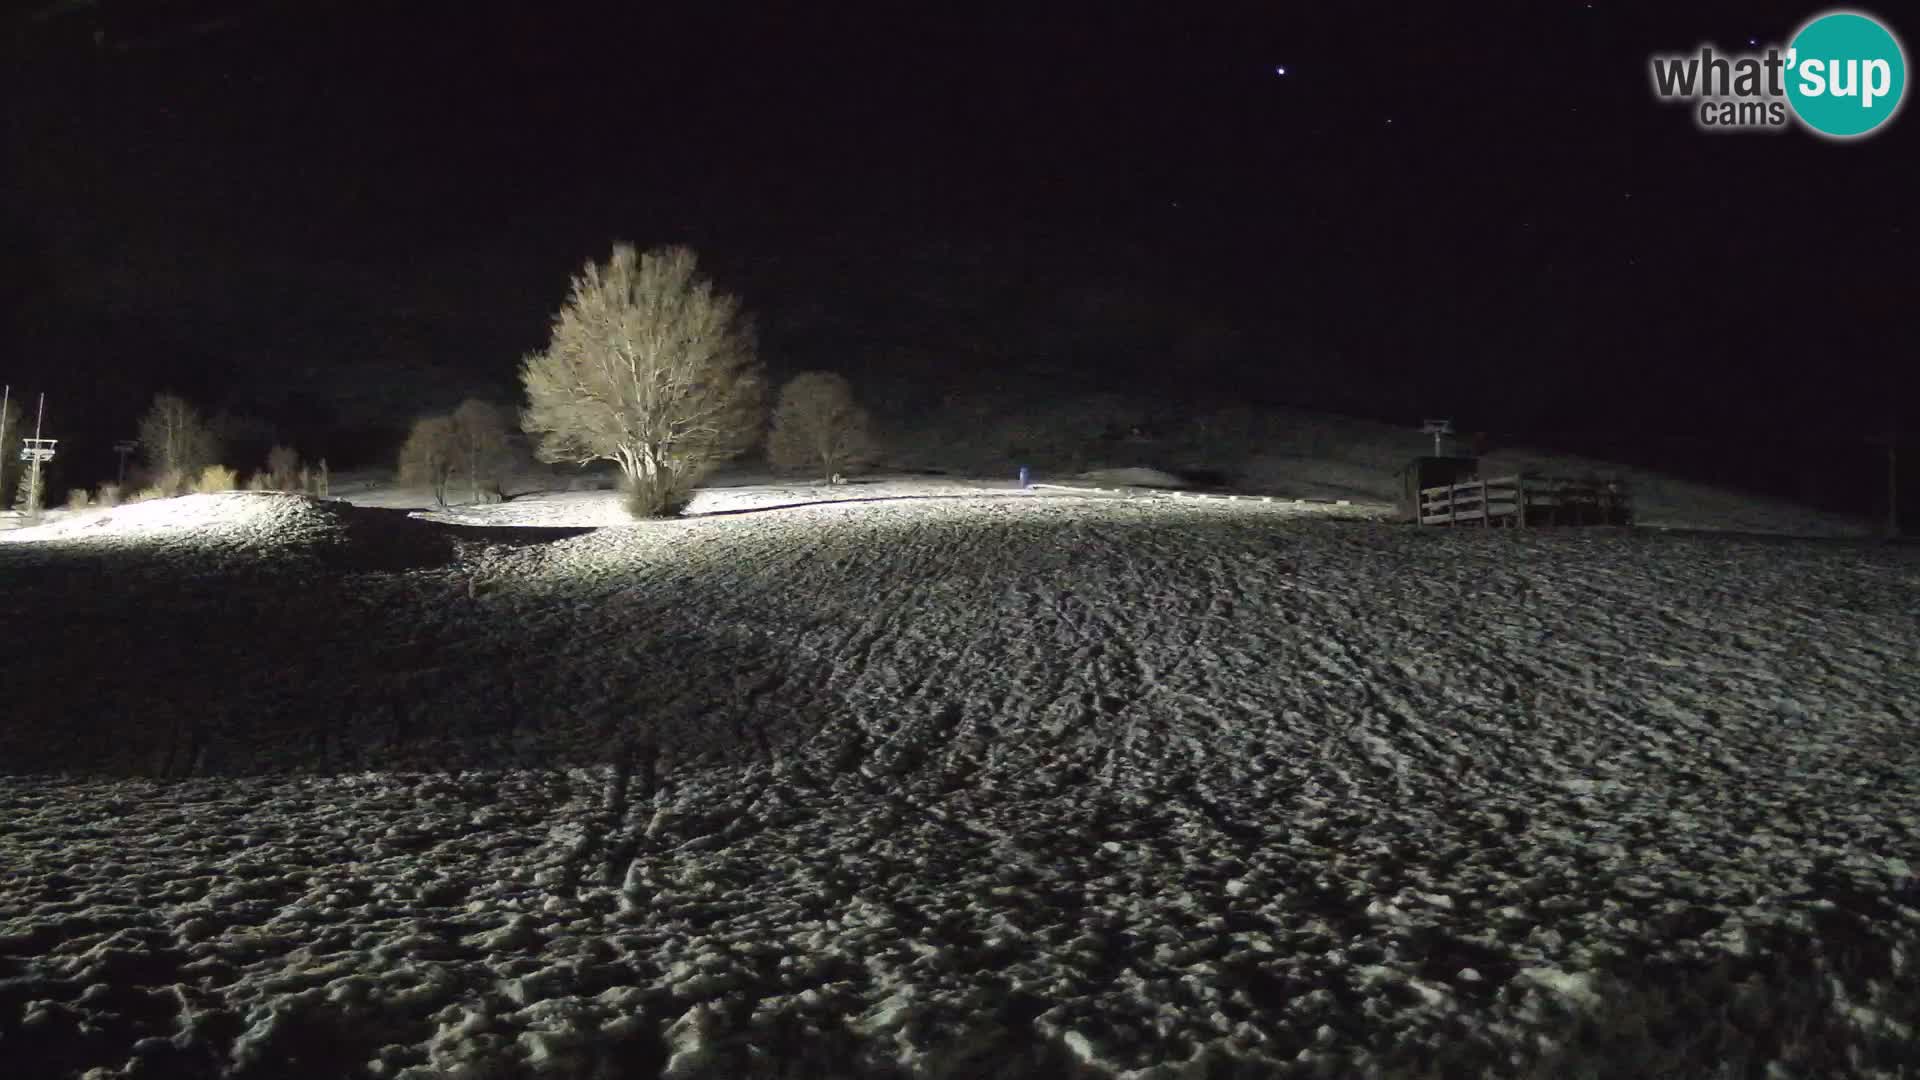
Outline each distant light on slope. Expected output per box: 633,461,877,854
1274,65,1288,76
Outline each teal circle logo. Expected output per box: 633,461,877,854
1786,11,1907,138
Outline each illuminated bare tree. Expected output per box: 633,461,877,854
137,393,218,491
398,414,457,506
767,371,877,482
520,244,764,516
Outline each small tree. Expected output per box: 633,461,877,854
266,444,300,491
450,399,512,504
398,414,457,506
767,371,877,482
138,394,218,483
520,244,764,516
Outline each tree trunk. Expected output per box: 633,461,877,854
468,432,484,505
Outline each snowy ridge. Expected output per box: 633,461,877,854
2,491,1918,1077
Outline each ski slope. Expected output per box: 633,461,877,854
2,489,1916,1077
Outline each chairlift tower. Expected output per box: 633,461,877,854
19,394,54,517
1421,418,1455,457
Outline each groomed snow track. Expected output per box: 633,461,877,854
2,492,1917,1078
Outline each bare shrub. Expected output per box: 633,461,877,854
130,486,169,503
193,464,238,493
138,394,218,480
65,488,91,511
96,483,122,507
520,244,764,517
767,371,877,482
247,471,272,492
315,458,330,498
398,414,457,506
266,444,300,490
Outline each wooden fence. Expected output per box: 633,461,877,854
1418,474,1630,528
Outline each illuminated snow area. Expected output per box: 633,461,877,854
1,489,1916,1078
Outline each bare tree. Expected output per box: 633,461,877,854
767,371,877,482
137,393,218,490
398,415,457,506
266,444,300,491
520,244,764,516
0,396,20,510
451,399,513,504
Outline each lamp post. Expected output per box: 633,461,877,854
1421,418,1455,457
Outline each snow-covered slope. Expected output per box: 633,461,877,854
879,394,1875,538
2,491,1917,1078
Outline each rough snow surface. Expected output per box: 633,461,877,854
2,491,1918,1077
410,476,1048,529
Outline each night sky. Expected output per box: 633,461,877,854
3,1,1913,501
